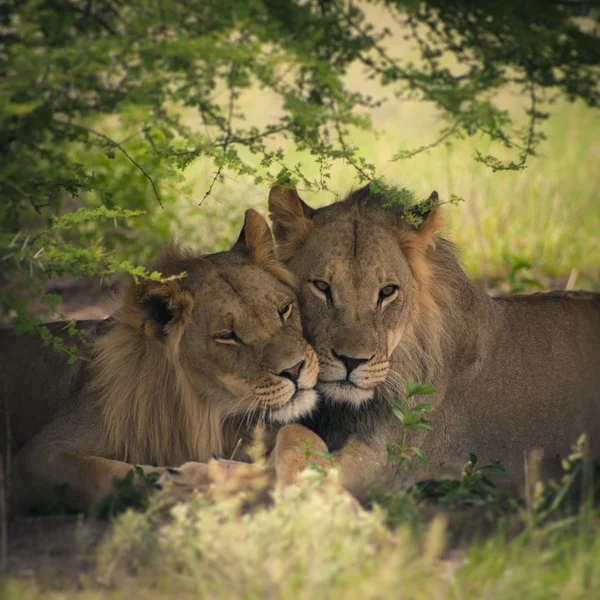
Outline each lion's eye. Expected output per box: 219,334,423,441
378,285,399,304
215,331,241,345
278,303,293,322
312,280,331,295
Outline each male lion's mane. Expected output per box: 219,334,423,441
90,245,244,467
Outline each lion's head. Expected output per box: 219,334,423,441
92,210,318,465
269,184,453,406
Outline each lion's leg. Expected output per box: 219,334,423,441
13,422,165,514
48,451,164,510
332,438,397,503
157,426,361,510
271,423,333,485
156,425,335,502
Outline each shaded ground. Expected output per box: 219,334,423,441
4,516,109,589
33,276,111,323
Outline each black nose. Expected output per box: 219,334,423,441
332,350,372,375
279,360,304,383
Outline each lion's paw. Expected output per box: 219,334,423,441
154,462,213,502
155,459,275,507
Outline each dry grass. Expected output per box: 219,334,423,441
2,472,600,599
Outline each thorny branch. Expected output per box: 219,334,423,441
200,75,237,206
54,120,164,208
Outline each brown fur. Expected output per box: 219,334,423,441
2,210,321,513
269,184,600,500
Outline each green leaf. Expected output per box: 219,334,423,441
481,460,507,475
410,403,434,413
406,422,433,431
403,413,420,426
392,406,405,423
403,378,437,399
314,450,335,464
411,447,429,467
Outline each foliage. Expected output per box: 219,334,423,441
415,453,513,508
386,377,436,471
1,0,598,330
88,476,600,598
490,254,546,295
95,466,162,520
0,206,182,359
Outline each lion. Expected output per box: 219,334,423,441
1,209,331,514
268,183,600,500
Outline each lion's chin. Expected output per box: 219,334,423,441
268,389,318,424
318,381,375,406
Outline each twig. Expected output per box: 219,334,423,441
331,104,373,183
200,75,237,206
392,122,459,161
518,78,539,169
565,269,578,291
229,438,243,461
54,120,164,208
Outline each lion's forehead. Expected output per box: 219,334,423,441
191,266,290,306
185,272,298,341
296,218,409,284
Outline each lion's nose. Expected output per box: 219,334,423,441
332,350,373,375
279,360,304,383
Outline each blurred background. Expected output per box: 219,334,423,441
1,1,598,327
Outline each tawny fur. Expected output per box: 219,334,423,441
90,310,225,466
1,209,320,513
269,183,600,502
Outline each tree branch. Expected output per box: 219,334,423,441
55,121,164,208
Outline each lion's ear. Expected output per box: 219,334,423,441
233,208,296,288
233,209,276,263
124,278,193,339
268,185,315,261
403,191,445,250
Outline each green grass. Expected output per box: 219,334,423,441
177,95,599,290
3,475,600,599
169,7,599,290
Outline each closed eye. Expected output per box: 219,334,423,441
278,302,293,322
215,331,242,345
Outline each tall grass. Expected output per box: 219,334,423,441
4,475,599,599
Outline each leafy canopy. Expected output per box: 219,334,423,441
1,0,598,337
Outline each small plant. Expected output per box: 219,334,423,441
36,481,76,516
415,453,511,508
95,466,161,519
386,377,436,471
298,438,336,477
491,254,545,295
529,435,600,522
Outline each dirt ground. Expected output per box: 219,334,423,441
4,516,109,589
2,276,111,587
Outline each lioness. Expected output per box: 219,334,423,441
269,184,600,499
1,210,327,513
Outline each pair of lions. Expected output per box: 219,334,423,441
3,182,600,512
268,183,600,499
1,210,330,513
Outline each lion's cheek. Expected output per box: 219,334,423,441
387,327,403,356
217,373,254,402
